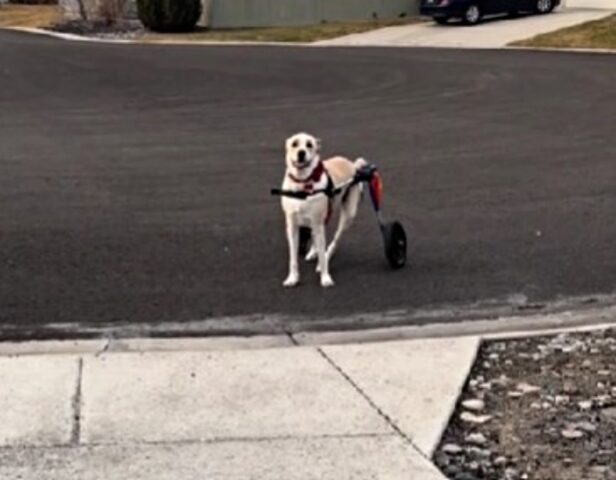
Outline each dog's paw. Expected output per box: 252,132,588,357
305,247,317,262
283,274,300,287
320,274,335,288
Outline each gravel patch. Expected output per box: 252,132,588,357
435,329,616,480
49,20,144,39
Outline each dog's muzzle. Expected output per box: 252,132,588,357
296,149,307,164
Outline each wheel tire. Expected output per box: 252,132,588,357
434,16,449,24
462,4,482,25
535,0,553,13
382,221,407,270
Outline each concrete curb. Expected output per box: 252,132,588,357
1,303,614,356
294,304,616,346
3,291,615,342
0,335,293,356
3,26,310,46
507,45,616,54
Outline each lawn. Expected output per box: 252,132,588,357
512,13,616,50
141,17,422,43
0,5,421,43
0,4,60,28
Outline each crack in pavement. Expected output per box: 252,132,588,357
316,347,434,464
0,432,401,451
70,358,84,446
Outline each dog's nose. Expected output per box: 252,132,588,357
297,149,306,163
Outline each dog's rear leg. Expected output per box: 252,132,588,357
326,184,361,263
305,246,317,262
305,230,317,262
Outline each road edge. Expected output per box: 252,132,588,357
1,302,614,356
3,26,614,53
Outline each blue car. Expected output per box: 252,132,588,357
420,0,560,25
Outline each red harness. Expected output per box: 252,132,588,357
288,162,333,223
287,162,326,193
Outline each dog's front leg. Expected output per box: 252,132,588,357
313,223,334,288
283,217,300,287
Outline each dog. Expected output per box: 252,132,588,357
280,132,366,288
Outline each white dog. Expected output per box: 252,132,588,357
280,132,366,288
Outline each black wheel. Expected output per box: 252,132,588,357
462,3,482,25
298,227,311,257
381,221,407,270
434,16,449,25
534,0,553,13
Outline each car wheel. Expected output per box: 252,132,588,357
535,0,553,13
434,16,449,24
462,4,482,25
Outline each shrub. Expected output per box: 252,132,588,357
137,0,201,32
98,0,126,24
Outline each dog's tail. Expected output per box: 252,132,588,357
354,158,369,192
354,157,368,170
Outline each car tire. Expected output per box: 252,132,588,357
462,4,482,25
535,0,554,13
434,16,449,24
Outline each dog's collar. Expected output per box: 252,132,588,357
288,161,325,185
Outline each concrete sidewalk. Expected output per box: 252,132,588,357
0,337,480,479
315,8,613,48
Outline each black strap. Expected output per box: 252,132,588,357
271,172,336,200
270,187,333,199
271,165,377,200
270,188,312,199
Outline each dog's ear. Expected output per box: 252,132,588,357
315,137,322,152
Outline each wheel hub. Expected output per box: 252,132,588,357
537,0,551,12
466,5,480,23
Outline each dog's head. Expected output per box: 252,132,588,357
285,132,321,173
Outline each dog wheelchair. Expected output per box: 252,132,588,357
271,163,407,270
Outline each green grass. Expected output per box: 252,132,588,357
512,13,616,50
141,17,423,43
0,4,60,28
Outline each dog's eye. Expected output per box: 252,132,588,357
306,142,313,149
292,140,299,148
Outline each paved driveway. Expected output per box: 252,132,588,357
316,8,613,48
565,0,616,8
1,30,615,339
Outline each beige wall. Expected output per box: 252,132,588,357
58,0,419,27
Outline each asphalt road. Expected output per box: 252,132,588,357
1,31,615,339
